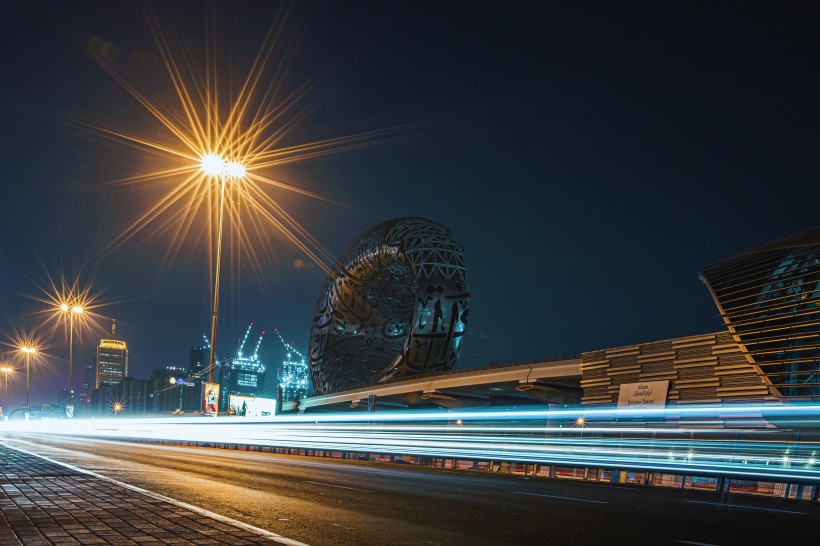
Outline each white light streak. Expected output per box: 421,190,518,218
2,402,819,483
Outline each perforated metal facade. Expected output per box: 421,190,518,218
309,218,469,394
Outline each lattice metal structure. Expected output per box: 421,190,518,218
700,228,820,398
310,217,470,394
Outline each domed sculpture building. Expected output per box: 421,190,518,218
309,218,470,394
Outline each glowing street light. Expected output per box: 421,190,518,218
575,416,587,428
0,365,13,415
19,346,37,410
224,161,246,179
200,153,225,177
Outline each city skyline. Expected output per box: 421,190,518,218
1,1,818,407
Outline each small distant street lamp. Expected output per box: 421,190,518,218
19,346,37,410
112,402,123,415
59,303,83,409
575,416,586,428
0,365,13,414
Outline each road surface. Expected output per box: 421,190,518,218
4,434,818,545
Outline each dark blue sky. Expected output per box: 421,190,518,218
1,1,818,406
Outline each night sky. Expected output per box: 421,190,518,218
1,1,818,407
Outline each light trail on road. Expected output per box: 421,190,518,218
3,403,820,483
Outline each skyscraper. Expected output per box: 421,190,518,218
57,387,71,406
96,320,128,388
78,362,95,408
217,325,267,410
188,346,205,376
278,351,310,402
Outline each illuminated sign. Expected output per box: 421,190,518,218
617,380,669,408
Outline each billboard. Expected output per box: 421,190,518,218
203,382,220,416
228,395,277,417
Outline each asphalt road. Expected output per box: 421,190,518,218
4,434,818,546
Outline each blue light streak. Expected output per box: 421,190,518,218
2,402,819,483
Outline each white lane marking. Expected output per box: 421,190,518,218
512,491,607,504
685,500,804,515
676,541,721,546
303,480,372,492
2,442,312,546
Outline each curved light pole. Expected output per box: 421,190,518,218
0,365,13,415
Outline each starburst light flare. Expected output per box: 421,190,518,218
73,3,422,384
27,270,107,344
80,2,419,282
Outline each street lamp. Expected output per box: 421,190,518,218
0,365,13,415
63,304,83,409
19,346,36,410
575,416,586,427
200,153,245,384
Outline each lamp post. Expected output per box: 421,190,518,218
0,365,12,415
20,346,36,409
207,175,226,384
60,303,83,407
200,153,245,384
68,305,82,408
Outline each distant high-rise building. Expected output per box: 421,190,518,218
277,351,310,402
216,324,267,410
57,387,72,406
96,319,128,388
117,377,151,414
188,346,205,376
151,366,200,413
272,328,311,402
79,362,95,407
90,377,148,416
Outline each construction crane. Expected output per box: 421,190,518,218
274,327,310,402
273,328,305,360
252,330,265,359
236,323,254,358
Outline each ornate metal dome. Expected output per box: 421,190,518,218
309,218,470,394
